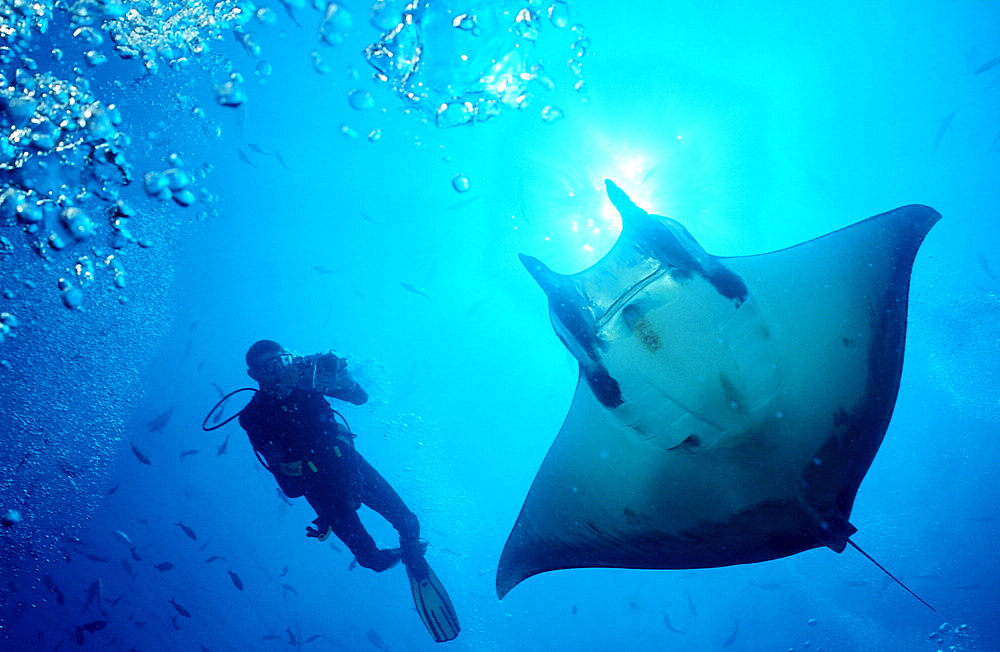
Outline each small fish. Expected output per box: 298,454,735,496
216,433,231,456
86,554,108,563
201,645,212,652
74,620,107,645
107,484,120,495
108,593,125,607
237,148,256,168
663,612,685,634
366,629,389,652
978,252,998,281
175,522,198,540
54,588,65,605
973,53,1000,75
172,614,181,630
130,443,151,466
130,546,142,561
198,541,210,552
280,1,302,28
228,569,244,591
932,112,955,156
306,634,326,642
314,265,335,275
723,619,739,648
360,212,382,225
400,282,431,300
147,406,175,433
274,151,290,170
286,627,298,646
280,583,298,597
328,541,341,553
154,562,174,572
83,579,102,612
276,488,293,507
263,635,282,641
121,559,133,576
179,449,199,460
169,597,191,618
348,559,357,571
205,556,225,564
248,143,272,156
279,565,288,577
686,589,697,617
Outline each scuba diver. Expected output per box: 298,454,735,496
237,340,459,643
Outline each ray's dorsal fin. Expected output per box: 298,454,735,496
847,539,935,612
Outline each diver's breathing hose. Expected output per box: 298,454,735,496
202,388,354,435
201,387,257,431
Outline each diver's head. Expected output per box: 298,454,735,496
246,340,292,388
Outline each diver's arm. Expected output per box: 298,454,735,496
313,353,368,405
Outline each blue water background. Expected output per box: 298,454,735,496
1,1,998,650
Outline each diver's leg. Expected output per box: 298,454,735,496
307,498,399,572
353,453,422,561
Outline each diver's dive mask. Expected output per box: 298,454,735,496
256,350,296,377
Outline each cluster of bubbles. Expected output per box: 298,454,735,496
364,0,587,128
1,0,261,328
0,0,53,43
0,63,137,312
101,0,255,75
928,622,973,652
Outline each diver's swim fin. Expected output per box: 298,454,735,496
405,557,460,643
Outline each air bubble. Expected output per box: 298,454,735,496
451,174,470,193
348,89,375,110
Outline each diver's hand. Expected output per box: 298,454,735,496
306,518,332,542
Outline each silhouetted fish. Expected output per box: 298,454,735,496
274,151,290,169
973,54,1000,75
237,148,256,167
147,406,175,433
306,634,326,642
74,620,107,645
313,265,334,275
978,252,997,281
107,484,120,495
723,619,739,647
175,522,198,540
179,449,199,460
366,628,389,652
286,628,298,646
216,433,230,456
130,443,151,466
154,562,174,572
205,556,225,564
400,282,431,300
82,579,102,612
280,583,298,597
686,589,697,617
228,569,244,591
248,143,272,156
169,597,191,617
933,112,955,156
663,612,685,634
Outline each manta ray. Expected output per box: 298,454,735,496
497,181,940,603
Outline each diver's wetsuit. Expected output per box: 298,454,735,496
238,382,420,572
